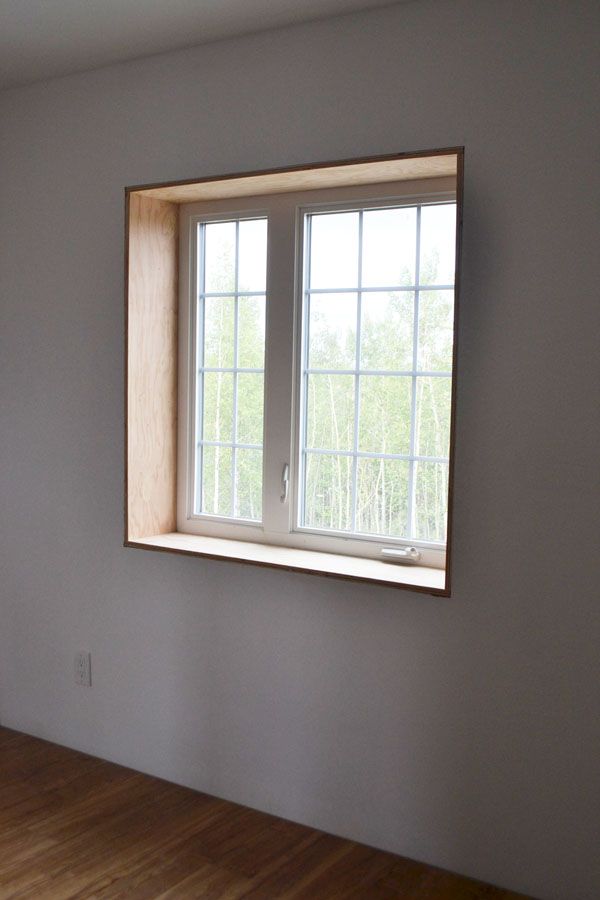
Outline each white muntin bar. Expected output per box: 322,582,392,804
200,290,265,298
304,368,451,378
199,440,262,451
304,448,448,464
200,366,263,374
306,283,454,294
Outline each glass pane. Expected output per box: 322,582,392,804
418,290,454,372
201,445,233,517
360,292,414,371
308,293,357,370
362,207,416,287
413,461,448,542
419,204,456,286
305,374,354,451
415,376,452,458
238,219,267,292
356,458,409,537
358,375,411,455
235,449,262,520
303,453,353,532
236,373,264,445
309,212,359,289
238,295,265,369
203,297,234,368
203,221,236,293
202,372,233,443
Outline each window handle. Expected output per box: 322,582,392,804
280,463,289,503
381,546,421,564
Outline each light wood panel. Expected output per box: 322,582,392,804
126,193,178,540
129,150,458,204
128,533,447,593
0,726,538,899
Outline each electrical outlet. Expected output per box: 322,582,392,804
74,651,92,686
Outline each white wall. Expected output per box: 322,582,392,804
1,2,599,898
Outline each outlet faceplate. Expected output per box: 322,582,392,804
74,651,92,686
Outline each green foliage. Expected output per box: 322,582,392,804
360,292,413,371
306,375,354,451
305,454,353,531
304,284,451,540
356,458,409,537
358,375,411,455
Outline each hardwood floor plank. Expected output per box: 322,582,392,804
241,834,351,899
281,842,396,899
0,727,538,900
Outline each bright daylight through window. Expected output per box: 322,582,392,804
181,185,456,571
195,218,267,521
300,204,455,545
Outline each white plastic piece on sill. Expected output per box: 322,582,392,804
381,546,422,564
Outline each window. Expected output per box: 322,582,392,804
299,204,455,547
178,180,457,574
126,150,462,593
193,217,267,521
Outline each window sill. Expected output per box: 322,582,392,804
125,533,448,595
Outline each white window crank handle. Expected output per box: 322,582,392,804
281,463,289,503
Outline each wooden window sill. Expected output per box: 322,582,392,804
126,533,448,595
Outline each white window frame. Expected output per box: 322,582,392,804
177,179,456,571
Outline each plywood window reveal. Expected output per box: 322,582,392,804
125,148,463,595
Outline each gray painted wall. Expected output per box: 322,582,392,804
1,2,599,898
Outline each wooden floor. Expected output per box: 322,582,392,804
0,727,535,899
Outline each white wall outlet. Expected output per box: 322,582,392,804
74,651,92,686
